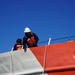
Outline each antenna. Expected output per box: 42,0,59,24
48,38,51,45
11,47,14,51
43,37,51,70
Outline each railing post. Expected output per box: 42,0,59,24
43,38,51,72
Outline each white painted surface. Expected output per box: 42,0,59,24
0,48,47,75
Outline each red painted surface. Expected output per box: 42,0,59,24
48,70,75,75
30,45,45,67
30,41,75,75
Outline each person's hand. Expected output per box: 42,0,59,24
24,47,27,52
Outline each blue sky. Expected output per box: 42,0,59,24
0,0,75,53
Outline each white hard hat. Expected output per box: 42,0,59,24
24,27,31,33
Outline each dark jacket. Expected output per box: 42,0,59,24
13,38,23,51
23,32,39,49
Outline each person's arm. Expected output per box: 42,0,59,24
23,37,27,52
33,33,39,44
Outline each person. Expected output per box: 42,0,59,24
13,38,23,51
23,27,39,51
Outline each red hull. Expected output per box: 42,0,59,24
30,42,75,75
